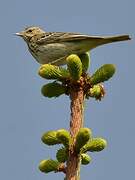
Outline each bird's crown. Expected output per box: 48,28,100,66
16,26,44,41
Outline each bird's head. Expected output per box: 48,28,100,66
15,26,44,41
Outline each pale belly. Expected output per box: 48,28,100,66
29,41,91,65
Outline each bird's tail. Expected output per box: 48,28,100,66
87,35,131,50
103,35,131,42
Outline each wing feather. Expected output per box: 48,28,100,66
36,32,131,45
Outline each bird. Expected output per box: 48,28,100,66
16,26,131,66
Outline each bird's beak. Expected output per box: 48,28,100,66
15,32,24,37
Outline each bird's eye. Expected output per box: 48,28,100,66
27,29,33,33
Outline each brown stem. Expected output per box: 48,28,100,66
66,79,85,180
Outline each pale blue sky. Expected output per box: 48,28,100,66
0,0,134,180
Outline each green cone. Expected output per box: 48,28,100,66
75,128,92,153
39,159,60,173
81,153,92,165
90,85,101,97
56,147,68,163
91,64,116,85
41,130,61,145
41,82,66,98
67,54,82,81
89,84,105,100
56,129,71,148
82,138,107,153
38,64,70,80
79,52,90,73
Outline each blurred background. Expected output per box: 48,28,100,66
0,0,134,179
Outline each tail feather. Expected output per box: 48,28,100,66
86,35,131,50
103,35,131,42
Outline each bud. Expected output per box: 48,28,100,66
41,82,66,98
41,130,61,145
38,64,70,80
89,84,105,100
79,52,90,72
39,159,60,173
75,128,92,153
56,129,71,148
56,147,68,163
90,85,101,97
66,54,82,81
91,64,116,85
82,138,107,153
81,153,92,165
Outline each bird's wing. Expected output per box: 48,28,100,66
37,32,131,45
36,32,93,44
